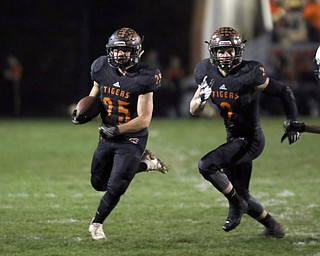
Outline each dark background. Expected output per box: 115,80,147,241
1,1,320,118
0,0,194,116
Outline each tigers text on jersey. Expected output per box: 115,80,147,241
194,59,267,137
91,55,161,137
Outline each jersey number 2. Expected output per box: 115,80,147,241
220,102,233,124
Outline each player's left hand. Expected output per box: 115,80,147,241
99,124,120,139
281,120,301,145
283,120,306,133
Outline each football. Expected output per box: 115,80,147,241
76,96,102,119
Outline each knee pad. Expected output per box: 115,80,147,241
199,169,230,193
198,155,230,192
198,158,223,182
91,175,107,191
198,158,220,175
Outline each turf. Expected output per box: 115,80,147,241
0,117,320,256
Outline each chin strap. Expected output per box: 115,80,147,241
138,50,144,58
117,67,127,76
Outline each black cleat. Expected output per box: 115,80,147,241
223,200,248,232
261,222,285,238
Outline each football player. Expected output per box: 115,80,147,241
72,28,167,240
190,27,301,238
283,45,320,135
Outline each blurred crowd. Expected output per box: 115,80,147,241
152,0,320,118
1,0,320,118
263,0,320,117
270,0,320,43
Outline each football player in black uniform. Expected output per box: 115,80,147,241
72,27,167,240
190,27,301,238
283,45,320,135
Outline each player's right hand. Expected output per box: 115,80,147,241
199,76,213,102
71,110,91,125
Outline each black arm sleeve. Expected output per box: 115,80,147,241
262,78,298,120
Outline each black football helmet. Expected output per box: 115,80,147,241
206,27,245,72
106,27,144,70
314,46,320,81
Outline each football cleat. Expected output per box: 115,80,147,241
261,222,285,238
141,150,168,174
223,200,248,232
88,218,106,240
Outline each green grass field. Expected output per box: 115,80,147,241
1,117,320,256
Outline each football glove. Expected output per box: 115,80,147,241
198,76,213,103
283,120,306,133
99,124,120,140
71,110,92,125
281,120,301,145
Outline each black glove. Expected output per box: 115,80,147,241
284,120,306,133
281,120,301,145
99,124,120,140
71,110,92,125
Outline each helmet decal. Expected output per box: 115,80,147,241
106,27,143,70
116,28,140,46
206,27,246,72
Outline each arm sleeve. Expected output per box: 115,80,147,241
262,78,298,120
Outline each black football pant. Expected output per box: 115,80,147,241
90,135,147,223
198,129,267,218
91,136,147,194
198,129,265,196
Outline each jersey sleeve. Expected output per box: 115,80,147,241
194,59,209,85
90,56,108,82
142,67,162,94
251,61,268,85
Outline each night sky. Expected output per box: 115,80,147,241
0,0,194,116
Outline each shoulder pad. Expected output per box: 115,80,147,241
194,59,211,85
243,60,267,84
91,56,108,73
136,64,162,93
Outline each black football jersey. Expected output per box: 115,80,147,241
194,59,267,137
91,55,161,136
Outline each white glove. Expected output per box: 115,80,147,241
198,76,212,103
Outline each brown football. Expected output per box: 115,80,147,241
76,96,102,119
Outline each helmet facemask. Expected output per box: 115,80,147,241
209,46,244,72
106,28,144,70
206,27,245,72
107,45,143,70
314,46,320,81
